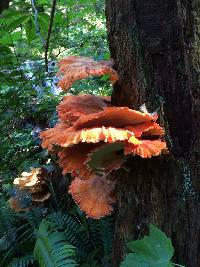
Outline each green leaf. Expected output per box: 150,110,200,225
1,9,24,20
38,13,50,31
120,253,148,267
6,15,28,32
7,254,34,267
87,142,125,172
33,220,78,267
0,31,22,45
121,225,175,267
24,17,36,44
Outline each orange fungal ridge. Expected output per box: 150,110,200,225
58,143,97,179
57,56,119,91
69,175,116,219
40,124,139,150
12,168,50,209
125,140,167,158
57,94,111,125
73,106,158,130
39,55,168,219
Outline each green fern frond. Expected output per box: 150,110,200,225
2,184,15,199
0,227,17,253
33,219,78,267
7,254,33,267
79,249,101,267
22,207,48,230
86,216,114,265
0,226,34,267
0,235,12,252
47,211,78,230
47,212,90,256
98,217,114,257
0,198,17,235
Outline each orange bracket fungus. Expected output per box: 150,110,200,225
57,56,119,91
13,167,50,202
40,56,167,219
69,175,116,219
10,168,51,212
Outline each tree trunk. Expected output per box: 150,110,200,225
105,1,200,266
0,0,10,14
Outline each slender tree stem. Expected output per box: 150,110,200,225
20,47,66,90
3,20,24,80
45,0,57,72
31,0,45,45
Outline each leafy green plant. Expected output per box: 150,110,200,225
0,0,110,180
0,0,114,266
46,211,114,265
121,225,185,267
0,176,115,267
7,255,34,267
33,219,78,267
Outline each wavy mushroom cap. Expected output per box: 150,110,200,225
69,175,116,219
40,124,140,150
14,168,42,188
58,143,96,179
73,107,158,130
57,94,111,124
125,140,167,158
13,168,51,202
57,56,119,91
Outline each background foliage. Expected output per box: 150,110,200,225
0,0,110,179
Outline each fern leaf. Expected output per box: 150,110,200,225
33,220,78,267
47,212,90,257
98,217,114,257
7,254,33,267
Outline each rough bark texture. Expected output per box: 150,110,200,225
106,1,200,266
0,0,10,14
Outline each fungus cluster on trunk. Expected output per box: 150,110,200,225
39,56,167,219
9,168,50,212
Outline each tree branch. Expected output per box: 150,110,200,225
31,0,45,46
45,0,57,72
21,48,66,90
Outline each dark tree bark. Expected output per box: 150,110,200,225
105,1,200,266
0,0,10,14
